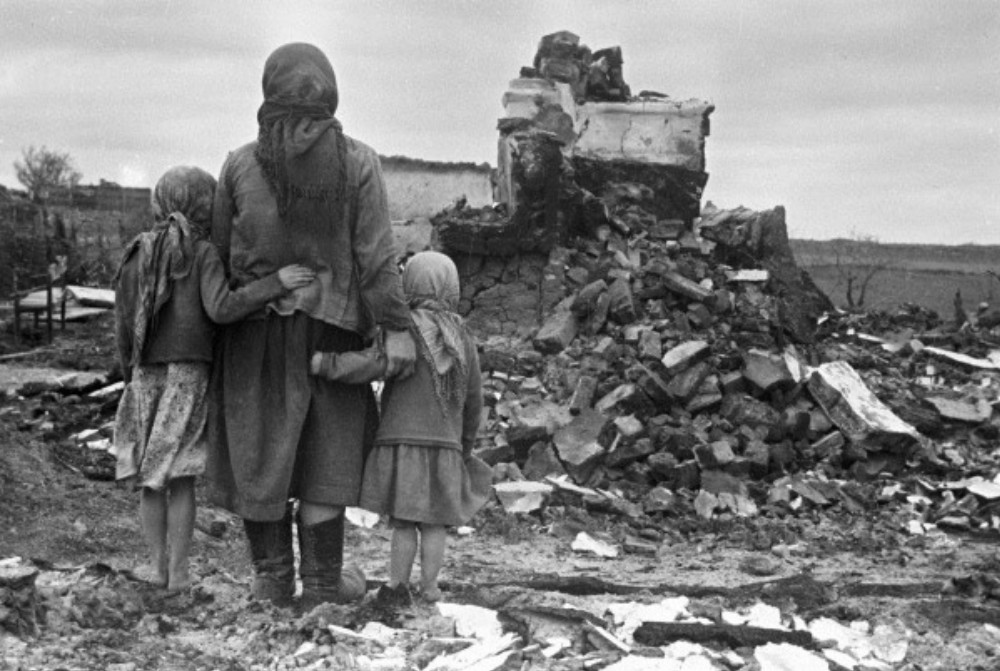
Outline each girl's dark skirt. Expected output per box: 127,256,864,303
207,312,377,521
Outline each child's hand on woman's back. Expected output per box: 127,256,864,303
278,265,316,290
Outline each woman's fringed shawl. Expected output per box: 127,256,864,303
254,43,347,220
115,166,215,369
403,252,471,415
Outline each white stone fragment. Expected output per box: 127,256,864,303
755,642,830,671
745,602,784,630
435,603,504,641
571,531,619,558
344,507,380,528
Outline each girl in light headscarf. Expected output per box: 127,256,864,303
113,166,314,592
317,251,490,606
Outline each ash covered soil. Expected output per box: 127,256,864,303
1,315,1000,671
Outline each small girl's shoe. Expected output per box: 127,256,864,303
375,583,412,608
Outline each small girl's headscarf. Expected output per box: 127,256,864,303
254,42,347,219
116,166,215,368
403,252,470,413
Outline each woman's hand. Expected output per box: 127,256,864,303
277,265,316,290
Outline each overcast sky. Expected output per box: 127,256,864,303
1,0,997,243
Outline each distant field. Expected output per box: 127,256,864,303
789,239,1000,318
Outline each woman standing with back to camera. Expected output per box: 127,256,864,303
208,42,416,609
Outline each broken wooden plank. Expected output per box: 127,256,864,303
924,346,1000,370
66,286,116,308
632,621,815,649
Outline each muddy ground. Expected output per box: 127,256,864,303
1,315,1000,670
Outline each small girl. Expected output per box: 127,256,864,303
313,251,490,604
114,166,314,592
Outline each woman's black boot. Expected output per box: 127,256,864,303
242,507,295,606
297,514,366,609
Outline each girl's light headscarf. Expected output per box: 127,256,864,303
403,252,470,413
116,166,215,368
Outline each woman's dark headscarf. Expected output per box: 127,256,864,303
254,43,347,218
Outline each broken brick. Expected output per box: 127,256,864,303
534,310,579,353
742,348,795,393
694,440,736,469
553,409,610,484
608,278,637,324
665,361,712,403
661,340,711,375
522,441,568,480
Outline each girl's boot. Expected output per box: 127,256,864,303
297,514,366,609
242,507,295,606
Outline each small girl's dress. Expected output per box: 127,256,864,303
115,362,209,489
356,331,491,527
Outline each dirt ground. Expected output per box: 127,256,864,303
2,315,1000,670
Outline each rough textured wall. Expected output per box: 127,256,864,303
380,157,493,221
453,250,568,337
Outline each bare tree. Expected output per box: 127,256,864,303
13,145,82,204
831,232,888,310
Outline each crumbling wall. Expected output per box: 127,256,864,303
454,250,566,337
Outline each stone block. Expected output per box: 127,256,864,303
687,303,713,328
595,383,641,414
571,279,608,315
522,442,568,480
475,442,515,467
665,361,712,403
643,486,678,514
638,363,672,407
569,375,598,415
646,451,679,481
742,348,795,392
810,431,845,460
744,441,770,479
719,371,746,395
662,270,713,302
686,375,722,414
584,292,611,335
638,329,662,360
608,278,637,324
926,396,992,424
694,440,736,469
661,340,710,375
506,425,550,462
720,394,782,436
605,437,655,469
808,361,922,452
613,414,645,439
494,481,554,514
808,407,833,435
533,310,578,354
553,409,610,484
700,470,749,498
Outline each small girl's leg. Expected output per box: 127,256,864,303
389,521,418,588
139,487,168,586
419,524,446,601
165,477,196,592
